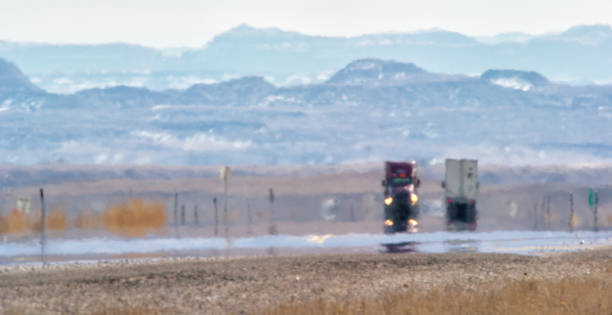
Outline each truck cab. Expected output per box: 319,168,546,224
382,161,420,233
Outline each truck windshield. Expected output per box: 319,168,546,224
389,177,412,186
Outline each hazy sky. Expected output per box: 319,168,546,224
2,0,611,47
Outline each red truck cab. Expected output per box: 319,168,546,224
382,161,421,233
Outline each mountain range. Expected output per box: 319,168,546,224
0,24,611,93
1,56,611,166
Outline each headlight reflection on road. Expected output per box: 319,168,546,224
306,234,333,244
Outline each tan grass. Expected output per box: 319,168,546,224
74,210,102,229
0,210,30,235
0,216,7,234
46,209,68,231
90,306,164,315
3,307,27,315
266,277,612,315
28,209,69,232
103,199,167,237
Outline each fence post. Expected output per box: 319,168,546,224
268,188,277,235
247,199,252,235
533,201,539,230
224,179,228,239
569,193,575,232
173,192,179,237
173,192,178,226
39,188,46,264
545,196,551,229
213,197,219,236
220,166,231,240
181,204,185,225
594,191,599,232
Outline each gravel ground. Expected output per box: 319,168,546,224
1,249,611,314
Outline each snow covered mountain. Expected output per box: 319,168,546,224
1,58,611,166
481,70,550,91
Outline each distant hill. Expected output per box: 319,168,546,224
545,24,612,45
0,58,43,95
0,24,611,93
0,56,609,109
1,57,612,166
326,59,472,86
181,76,275,105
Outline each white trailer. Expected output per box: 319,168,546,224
442,159,479,230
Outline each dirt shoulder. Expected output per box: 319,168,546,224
1,249,611,314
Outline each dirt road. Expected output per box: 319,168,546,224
1,249,611,314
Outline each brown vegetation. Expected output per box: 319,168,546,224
0,209,69,235
0,210,30,235
268,277,612,315
103,199,167,236
0,209,70,235
46,209,68,231
74,210,102,229
0,216,6,235
28,209,69,233
87,276,612,315
0,202,167,236
90,306,163,315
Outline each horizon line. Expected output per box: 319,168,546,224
0,22,610,50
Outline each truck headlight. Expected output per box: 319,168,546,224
410,193,418,205
384,219,394,226
384,197,393,206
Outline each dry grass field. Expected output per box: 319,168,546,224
1,248,610,314
102,199,167,237
269,277,612,315
0,199,167,238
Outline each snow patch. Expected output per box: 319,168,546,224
491,77,532,91
0,99,10,113
132,131,252,152
393,72,407,80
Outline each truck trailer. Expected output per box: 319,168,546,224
382,161,420,234
442,159,479,231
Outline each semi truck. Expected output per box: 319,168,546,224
442,159,479,231
381,161,420,234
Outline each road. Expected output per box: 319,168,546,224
1,229,611,265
